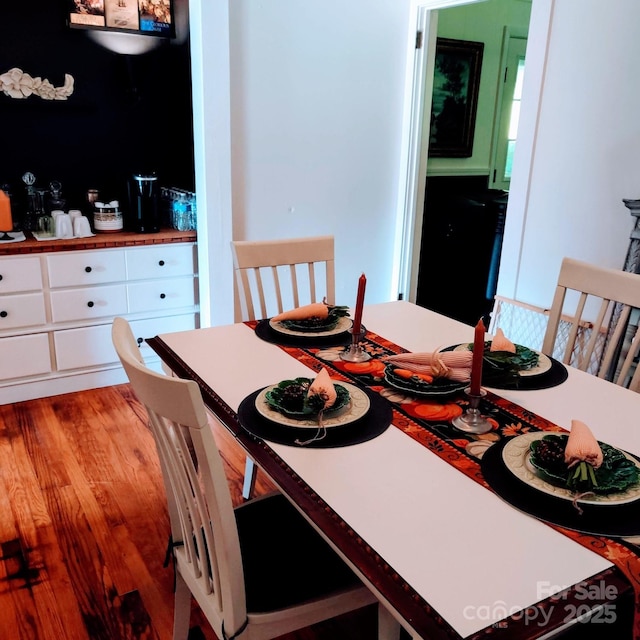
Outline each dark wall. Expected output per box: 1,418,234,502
0,1,194,217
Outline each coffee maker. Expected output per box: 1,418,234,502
128,172,160,233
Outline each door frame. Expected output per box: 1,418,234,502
395,0,553,305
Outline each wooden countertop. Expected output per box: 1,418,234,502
0,229,197,256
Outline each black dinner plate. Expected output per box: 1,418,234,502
442,344,568,391
238,385,392,448
255,318,354,348
481,438,640,537
383,365,466,398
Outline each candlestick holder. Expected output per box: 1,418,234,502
0,232,13,241
452,388,492,434
340,327,371,362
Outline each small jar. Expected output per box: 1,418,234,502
93,201,123,233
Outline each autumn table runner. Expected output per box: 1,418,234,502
247,321,640,639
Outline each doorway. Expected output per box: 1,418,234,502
397,0,535,313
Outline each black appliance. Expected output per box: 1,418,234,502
128,173,160,233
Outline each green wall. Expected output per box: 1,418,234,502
428,0,532,177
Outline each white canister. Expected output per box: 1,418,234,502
93,201,123,233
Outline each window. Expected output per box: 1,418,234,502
491,36,527,191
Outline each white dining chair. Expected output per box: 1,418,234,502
231,235,335,322
111,317,399,640
231,235,335,498
542,257,640,390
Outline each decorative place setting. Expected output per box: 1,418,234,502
237,366,392,448
481,419,640,537
255,300,354,347
254,272,373,357
444,326,568,390
381,350,471,399
505,430,640,506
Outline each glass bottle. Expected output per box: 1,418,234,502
172,192,191,231
47,180,66,214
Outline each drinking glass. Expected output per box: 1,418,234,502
37,215,55,238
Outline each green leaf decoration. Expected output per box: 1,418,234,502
482,341,539,370
458,341,540,386
529,434,640,495
265,377,351,419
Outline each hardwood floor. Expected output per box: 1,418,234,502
0,385,379,640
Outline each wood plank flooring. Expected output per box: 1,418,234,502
0,385,379,640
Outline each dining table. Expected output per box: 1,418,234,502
146,300,640,640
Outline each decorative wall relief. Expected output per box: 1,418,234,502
1,68,74,100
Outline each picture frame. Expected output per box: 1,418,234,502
429,38,484,158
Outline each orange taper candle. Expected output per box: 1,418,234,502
469,318,486,395
0,190,12,233
351,273,367,336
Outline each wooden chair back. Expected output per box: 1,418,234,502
542,257,640,391
231,235,335,321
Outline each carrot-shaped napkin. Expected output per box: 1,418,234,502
382,351,472,382
294,367,338,446
272,302,329,322
565,419,603,469
490,328,516,353
307,367,337,410
564,420,604,502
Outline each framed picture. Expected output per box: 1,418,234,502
429,38,484,158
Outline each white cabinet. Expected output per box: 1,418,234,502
0,334,51,380
47,251,127,287
0,240,198,403
125,244,194,279
0,256,42,292
0,292,47,329
50,285,128,323
127,278,196,313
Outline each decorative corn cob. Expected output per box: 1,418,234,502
383,351,472,382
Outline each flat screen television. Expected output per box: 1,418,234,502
68,0,175,39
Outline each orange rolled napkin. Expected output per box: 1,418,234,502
272,302,329,322
564,419,603,469
490,328,516,353
382,351,473,383
307,367,337,409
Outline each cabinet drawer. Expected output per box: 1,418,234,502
0,293,46,330
50,285,128,323
0,256,42,293
0,333,51,380
47,250,127,288
54,324,118,370
127,278,196,313
129,314,197,359
125,244,195,280
54,314,197,371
